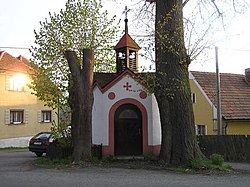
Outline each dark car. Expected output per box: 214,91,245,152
29,132,52,157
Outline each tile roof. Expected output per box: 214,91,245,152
114,33,140,50
0,51,32,73
94,72,118,88
94,70,154,90
191,71,250,120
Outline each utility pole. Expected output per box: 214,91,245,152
215,46,221,135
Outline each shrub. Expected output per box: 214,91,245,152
191,157,210,170
210,153,224,166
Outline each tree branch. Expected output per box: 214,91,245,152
183,0,190,8
211,0,223,16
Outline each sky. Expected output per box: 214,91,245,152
0,0,250,75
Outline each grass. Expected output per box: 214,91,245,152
191,156,232,172
35,153,233,173
36,157,72,168
0,147,28,150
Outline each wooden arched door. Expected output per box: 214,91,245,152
114,104,142,156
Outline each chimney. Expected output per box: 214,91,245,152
245,68,250,85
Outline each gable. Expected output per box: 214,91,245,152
94,69,146,93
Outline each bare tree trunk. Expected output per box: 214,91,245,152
155,0,203,166
65,49,94,163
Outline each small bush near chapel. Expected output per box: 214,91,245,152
191,154,228,171
210,153,224,166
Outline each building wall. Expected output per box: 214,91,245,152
151,94,161,145
0,71,56,147
189,77,216,135
224,121,250,135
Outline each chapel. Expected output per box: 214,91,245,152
92,15,161,156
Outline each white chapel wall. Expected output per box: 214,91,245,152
92,75,162,147
92,87,109,145
151,94,162,145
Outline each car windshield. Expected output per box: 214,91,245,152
34,132,51,139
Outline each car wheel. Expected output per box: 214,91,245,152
35,152,43,157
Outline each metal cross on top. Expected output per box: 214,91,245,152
122,5,130,19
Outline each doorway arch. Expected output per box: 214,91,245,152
106,98,149,156
114,104,142,156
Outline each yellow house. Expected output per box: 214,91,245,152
0,51,56,147
190,70,250,135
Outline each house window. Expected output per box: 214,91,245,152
6,74,27,92
42,111,51,123
10,110,24,124
196,125,206,135
191,93,196,103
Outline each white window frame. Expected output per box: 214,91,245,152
10,110,24,124
195,125,207,135
42,110,52,123
191,93,196,103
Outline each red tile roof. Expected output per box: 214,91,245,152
0,51,32,73
114,33,140,50
191,71,250,120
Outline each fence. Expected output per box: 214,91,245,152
198,135,250,163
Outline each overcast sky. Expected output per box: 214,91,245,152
0,0,249,74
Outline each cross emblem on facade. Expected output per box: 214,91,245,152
123,82,132,91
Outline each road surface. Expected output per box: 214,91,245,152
0,149,249,187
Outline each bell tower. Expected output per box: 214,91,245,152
114,6,140,73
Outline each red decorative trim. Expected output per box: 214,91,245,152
108,92,116,100
105,98,151,156
139,91,147,99
102,145,161,156
102,145,114,156
93,69,151,97
147,145,161,155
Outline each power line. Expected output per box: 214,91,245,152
0,46,30,50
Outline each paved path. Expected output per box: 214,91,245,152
227,162,250,172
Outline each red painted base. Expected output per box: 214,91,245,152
102,144,161,156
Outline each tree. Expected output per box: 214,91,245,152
65,49,94,163
30,0,119,109
149,0,249,165
29,0,119,162
154,0,203,166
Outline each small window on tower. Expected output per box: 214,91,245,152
129,51,136,59
118,52,125,59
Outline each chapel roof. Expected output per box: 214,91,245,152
94,72,118,88
114,33,140,50
94,70,154,90
191,71,250,120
